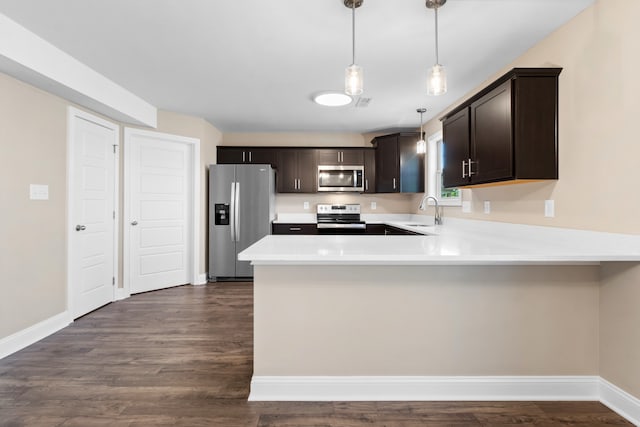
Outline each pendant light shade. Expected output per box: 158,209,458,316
344,0,363,96
416,108,427,154
345,64,363,96
427,64,447,96
426,0,447,96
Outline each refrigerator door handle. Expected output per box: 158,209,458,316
234,182,240,242
230,181,236,242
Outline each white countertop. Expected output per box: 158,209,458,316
240,217,640,265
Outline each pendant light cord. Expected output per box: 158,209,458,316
352,1,356,65
434,7,439,65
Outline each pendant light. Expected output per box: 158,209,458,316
344,0,363,96
426,0,447,96
416,108,427,154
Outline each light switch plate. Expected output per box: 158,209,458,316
30,184,49,200
484,201,491,214
545,200,555,217
303,201,310,210
462,201,471,213
371,201,377,210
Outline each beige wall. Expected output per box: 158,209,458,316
600,263,640,398
418,0,640,235
0,73,68,337
0,71,223,340
254,265,600,376
276,193,415,215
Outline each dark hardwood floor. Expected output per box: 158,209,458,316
0,282,631,426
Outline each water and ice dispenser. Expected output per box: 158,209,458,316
214,203,230,225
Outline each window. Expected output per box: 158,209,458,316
427,130,461,206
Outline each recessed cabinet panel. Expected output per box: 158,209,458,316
317,149,364,165
272,223,318,235
374,133,424,193
363,148,376,193
442,109,470,188
277,150,298,192
398,135,425,193
374,135,400,193
470,80,513,183
441,67,561,188
276,149,317,193
217,147,276,166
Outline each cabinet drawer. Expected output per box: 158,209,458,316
272,223,318,235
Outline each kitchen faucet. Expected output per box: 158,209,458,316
418,195,443,225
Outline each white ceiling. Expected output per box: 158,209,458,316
0,0,594,133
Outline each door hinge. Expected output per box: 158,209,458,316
112,277,115,285
113,144,117,154
113,210,115,220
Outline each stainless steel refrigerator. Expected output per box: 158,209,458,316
208,164,275,281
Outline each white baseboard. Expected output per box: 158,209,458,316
195,273,208,285
0,311,71,360
115,288,129,301
600,378,640,426
250,375,640,425
249,375,601,402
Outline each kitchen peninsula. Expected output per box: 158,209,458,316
239,218,640,420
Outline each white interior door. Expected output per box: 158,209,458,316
68,109,118,319
125,129,195,294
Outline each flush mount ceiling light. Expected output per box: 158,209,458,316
426,0,447,96
344,0,364,96
416,108,427,154
313,92,353,107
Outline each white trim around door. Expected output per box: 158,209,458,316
66,107,120,318
123,128,200,297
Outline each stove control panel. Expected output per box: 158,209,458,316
317,204,361,214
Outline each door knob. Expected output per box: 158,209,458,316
131,221,138,226
75,225,86,231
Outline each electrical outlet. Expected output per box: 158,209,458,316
303,201,310,210
483,201,491,214
545,200,555,218
30,184,49,200
462,201,471,213
371,201,377,210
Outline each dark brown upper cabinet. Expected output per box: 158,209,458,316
276,149,317,193
216,147,276,166
372,132,424,193
441,67,561,188
317,148,364,166
363,148,376,193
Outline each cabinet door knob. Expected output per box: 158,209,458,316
75,225,86,231
462,160,468,178
131,220,138,226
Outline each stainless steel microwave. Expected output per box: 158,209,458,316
317,165,364,192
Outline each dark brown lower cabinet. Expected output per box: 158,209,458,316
272,223,420,236
272,223,318,235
